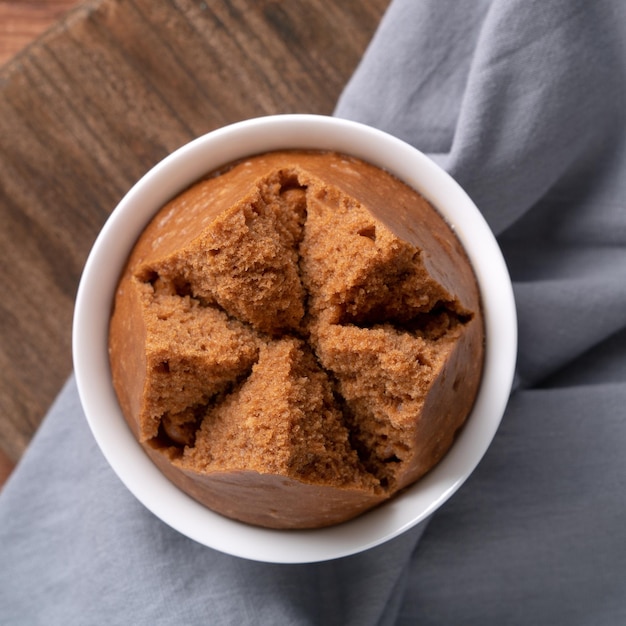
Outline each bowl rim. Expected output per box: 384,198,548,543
73,113,517,563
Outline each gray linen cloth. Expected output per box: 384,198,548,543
1,1,625,624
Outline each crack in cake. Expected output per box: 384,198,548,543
109,150,484,529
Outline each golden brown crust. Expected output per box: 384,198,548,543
109,150,485,529
143,456,388,529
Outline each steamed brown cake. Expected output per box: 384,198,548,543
109,150,484,529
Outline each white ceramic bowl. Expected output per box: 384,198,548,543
73,114,517,563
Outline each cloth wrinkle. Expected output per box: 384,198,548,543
442,1,621,236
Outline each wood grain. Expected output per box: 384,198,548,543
0,448,15,490
0,0,79,66
0,0,389,470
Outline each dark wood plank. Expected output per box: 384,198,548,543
0,447,15,491
0,0,389,468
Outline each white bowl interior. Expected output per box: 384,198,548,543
73,114,517,563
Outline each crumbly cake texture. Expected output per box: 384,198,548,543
109,150,484,529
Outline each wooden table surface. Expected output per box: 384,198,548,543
0,0,389,487
0,0,79,66
0,0,82,486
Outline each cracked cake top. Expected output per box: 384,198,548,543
108,150,484,529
